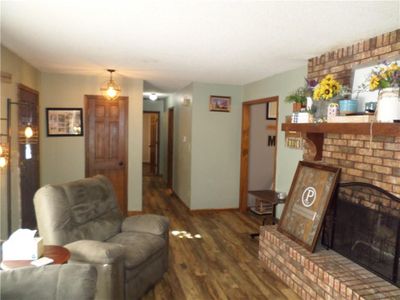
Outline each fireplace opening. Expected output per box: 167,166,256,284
322,182,400,287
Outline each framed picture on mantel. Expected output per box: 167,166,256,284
278,161,340,252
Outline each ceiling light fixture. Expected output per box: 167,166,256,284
149,93,158,101
100,69,121,101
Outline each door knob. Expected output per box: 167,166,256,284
119,161,124,166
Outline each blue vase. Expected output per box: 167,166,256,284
339,99,358,115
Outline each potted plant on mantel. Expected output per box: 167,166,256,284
285,86,310,112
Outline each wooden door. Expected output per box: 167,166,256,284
85,95,128,215
167,108,174,189
149,113,159,175
18,84,39,229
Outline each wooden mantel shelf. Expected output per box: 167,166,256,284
282,122,400,137
281,122,400,161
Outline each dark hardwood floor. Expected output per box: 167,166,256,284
141,176,299,300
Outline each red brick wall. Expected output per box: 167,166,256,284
322,134,400,199
307,29,400,86
306,30,400,199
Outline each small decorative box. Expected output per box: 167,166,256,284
327,103,339,121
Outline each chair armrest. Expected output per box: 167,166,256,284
121,214,169,236
0,264,97,300
65,240,124,264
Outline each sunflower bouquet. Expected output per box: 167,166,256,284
312,74,342,101
368,62,400,91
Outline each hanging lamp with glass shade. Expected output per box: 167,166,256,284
100,69,121,101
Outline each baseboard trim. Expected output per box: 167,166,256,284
190,208,239,214
171,192,191,213
127,211,144,216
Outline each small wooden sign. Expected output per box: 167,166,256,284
278,161,340,252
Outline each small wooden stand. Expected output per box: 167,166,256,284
249,190,280,239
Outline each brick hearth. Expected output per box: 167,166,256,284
259,226,400,300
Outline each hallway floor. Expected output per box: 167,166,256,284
141,176,299,300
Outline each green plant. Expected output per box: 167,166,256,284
285,86,309,105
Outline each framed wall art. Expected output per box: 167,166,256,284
278,161,340,252
46,108,83,136
266,101,277,120
209,95,231,112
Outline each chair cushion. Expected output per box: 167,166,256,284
121,214,169,236
107,232,165,269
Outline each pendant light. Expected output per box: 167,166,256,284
100,69,121,101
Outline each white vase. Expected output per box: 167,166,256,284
376,87,400,122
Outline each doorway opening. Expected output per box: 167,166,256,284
239,96,279,213
143,111,160,176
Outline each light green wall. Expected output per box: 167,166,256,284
0,45,41,238
168,85,193,207
40,73,144,211
143,99,167,181
243,66,307,216
191,82,243,209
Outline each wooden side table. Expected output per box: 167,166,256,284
248,190,285,239
1,245,70,270
249,190,278,220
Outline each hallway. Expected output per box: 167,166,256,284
141,176,298,300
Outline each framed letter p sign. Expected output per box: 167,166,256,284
278,161,340,252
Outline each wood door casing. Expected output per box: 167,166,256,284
149,113,157,174
146,112,160,175
239,96,279,212
18,84,39,229
167,108,174,190
85,95,128,215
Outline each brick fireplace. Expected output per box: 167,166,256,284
308,28,400,199
322,133,400,200
259,29,400,300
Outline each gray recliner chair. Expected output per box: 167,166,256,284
0,264,98,300
33,175,169,300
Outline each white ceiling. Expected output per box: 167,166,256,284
1,1,399,93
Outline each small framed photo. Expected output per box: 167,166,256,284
46,108,83,136
209,95,231,112
266,101,277,120
278,161,340,252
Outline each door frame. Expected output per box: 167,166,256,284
84,95,128,214
239,96,279,212
143,111,160,175
167,107,174,190
17,84,40,229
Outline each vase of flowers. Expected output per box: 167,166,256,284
311,74,342,120
368,61,400,122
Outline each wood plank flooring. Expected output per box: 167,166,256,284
141,176,299,300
